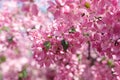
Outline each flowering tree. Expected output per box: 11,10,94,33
0,0,120,80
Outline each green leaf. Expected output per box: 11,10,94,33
2,26,9,31
0,56,6,64
107,60,114,68
85,2,90,8
69,27,76,33
101,56,106,61
0,26,9,33
18,69,27,80
7,36,14,43
44,41,51,50
77,54,81,61
61,39,69,52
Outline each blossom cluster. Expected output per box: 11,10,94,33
0,0,51,80
32,0,120,80
0,0,120,80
